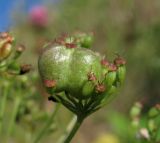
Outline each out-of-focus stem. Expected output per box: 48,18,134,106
33,104,60,143
0,85,8,134
7,96,21,138
58,115,84,143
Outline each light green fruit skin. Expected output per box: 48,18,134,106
38,45,103,99
38,46,73,92
68,48,102,97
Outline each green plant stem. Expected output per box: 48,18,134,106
33,104,60,143
0,86,8,134
58,115,85,143
7,96,21,138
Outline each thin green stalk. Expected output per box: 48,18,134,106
7,96,21,138
0,85,8,134
33,104,60,143
58,115,85,143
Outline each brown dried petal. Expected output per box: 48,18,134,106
108,63,117,72
44,79,56,88
20,64,32,75
101,59,109,67
65,43,77,48
95,84,106,93
87,72,97,81
114,57,126,65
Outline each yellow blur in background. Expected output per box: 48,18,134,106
93,133,120,143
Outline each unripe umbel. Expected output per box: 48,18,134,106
38,33,126,108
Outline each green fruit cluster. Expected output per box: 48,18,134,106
38,33,126,106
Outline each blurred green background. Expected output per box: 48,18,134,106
1,0,160,143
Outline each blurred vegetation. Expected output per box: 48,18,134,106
0,0,159,142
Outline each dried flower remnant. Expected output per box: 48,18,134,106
95,83,106,93
87,72,97,81
44,79,56,88
19,64,32,75
65,43,77,49
101,59,109,67
114,56,126,66
108,63,117,72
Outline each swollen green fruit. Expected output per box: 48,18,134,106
104,72,116,87
114,56,126,84
117,66,126,84
38,45,103,99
